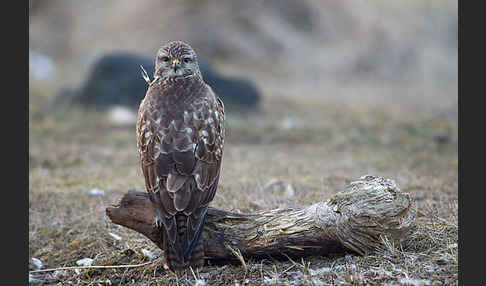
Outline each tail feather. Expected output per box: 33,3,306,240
184,208,207,261
187,239,204,268
164,231,205,272
163,213,206,272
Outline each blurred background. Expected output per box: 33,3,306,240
29,0,457,114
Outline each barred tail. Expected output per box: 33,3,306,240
163,214,205,272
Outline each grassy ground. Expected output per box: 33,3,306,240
29,79,457,285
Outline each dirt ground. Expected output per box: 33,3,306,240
29,68,457,285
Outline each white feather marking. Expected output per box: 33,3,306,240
183,111,191,122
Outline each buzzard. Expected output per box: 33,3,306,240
136,41,225,272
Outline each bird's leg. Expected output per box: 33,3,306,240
154,213,163,228
147,189,164,228
152,202,164,229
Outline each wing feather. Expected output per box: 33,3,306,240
166,173,187,193
174,182,193,211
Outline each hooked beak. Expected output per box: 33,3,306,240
171,59,181,72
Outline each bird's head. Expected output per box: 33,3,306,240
154,41,201,80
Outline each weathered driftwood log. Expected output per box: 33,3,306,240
106,175,415,264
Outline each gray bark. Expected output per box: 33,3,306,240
105,175,415,263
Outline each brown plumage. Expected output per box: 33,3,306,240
136,41,225,272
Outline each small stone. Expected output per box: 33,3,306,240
89,188,105,196
76,258,94,266
31,257,43,269
108,232,122,241
141,249,155,260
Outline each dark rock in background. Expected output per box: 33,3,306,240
56,52,261,110
201,63,261,109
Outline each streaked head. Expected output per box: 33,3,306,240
155,41,201,80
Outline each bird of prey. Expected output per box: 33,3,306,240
136,41,225,272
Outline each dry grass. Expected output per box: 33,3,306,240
29,79,457,285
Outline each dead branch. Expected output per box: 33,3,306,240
105,175,415,263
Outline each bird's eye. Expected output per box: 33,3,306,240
183,57,192,64
160,56,169,62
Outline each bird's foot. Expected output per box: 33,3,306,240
154,216,162,228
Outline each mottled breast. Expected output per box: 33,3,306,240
137,80,225,181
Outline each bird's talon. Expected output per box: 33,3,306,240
154,217,162,228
